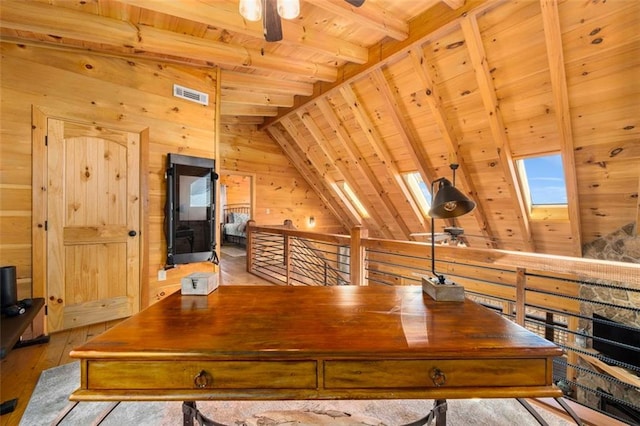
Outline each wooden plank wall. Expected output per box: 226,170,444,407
0,42,343,315
220,174,251,207
218,123,345,235
0,42,218,307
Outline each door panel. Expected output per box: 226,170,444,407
47,119,140,332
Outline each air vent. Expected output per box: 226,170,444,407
173,84,209,106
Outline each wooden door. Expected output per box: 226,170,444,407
46,119,140,332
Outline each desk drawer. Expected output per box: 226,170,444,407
324,359,547,389
87,360,317,390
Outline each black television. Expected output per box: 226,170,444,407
592,313,640,371
165,153,218,266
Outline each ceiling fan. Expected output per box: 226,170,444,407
414,226,500,247
240,0,366,42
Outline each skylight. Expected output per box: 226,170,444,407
517,154,568,207
334,181,369,219
403,172,431,218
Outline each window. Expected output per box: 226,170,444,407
403,172,431,218
333,181,369,219
516,154,568,217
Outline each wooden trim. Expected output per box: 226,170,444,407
515,268,526,326
368,69,437,229
266,125,353,230
540,0,583,256
315,98,424,235
350,226,366,286
460,15,535,252
138,127,150,310
295,109,394,239
279,116,363,226
407,48,496,249
339,84,427,229
31,106,48,300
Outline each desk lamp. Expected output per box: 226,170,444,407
423,164,476,301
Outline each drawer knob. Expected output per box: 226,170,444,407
430,367,446,387
193,370,212,388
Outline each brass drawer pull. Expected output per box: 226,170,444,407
194,370,212,388
430,367,446,387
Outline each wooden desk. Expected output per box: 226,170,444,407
70,286,562,424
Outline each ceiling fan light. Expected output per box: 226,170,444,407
239,0,262,22
277,0,300,19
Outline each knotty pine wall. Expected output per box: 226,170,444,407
0,42,343,314
220,174,251,206
219,123,345,234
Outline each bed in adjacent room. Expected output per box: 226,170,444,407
222,204,250,246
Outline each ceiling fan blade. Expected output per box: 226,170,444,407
263,0,283,42
345,0,365,6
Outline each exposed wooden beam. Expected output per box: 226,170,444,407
296,109,396,239
220,103,278,117
369,70,435,197
281,117,364,225
221,89,294,108
279,117,364,225
220,70,314,96
267,125,354,230
315,97,423,238
407,48,497,249
369,67,467,237
339,84,428,231
0,0,337,82
540,0,583,256
460,15,536,252
442,0,466,9
264,0,497,127
120,0,368,64
219,115,264,125
309,0,409,41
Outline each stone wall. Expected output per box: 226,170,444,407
576,223,639,417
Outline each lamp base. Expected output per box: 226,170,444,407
422,277,465,302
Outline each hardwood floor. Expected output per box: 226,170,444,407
0,253,271,425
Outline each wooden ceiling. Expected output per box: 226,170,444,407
1,0,638,257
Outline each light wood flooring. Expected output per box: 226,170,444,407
0,251,270,426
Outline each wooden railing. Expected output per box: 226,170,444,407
247,222,640,424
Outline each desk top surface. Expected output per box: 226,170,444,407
71,285,561,361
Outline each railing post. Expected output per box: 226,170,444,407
284,220,293,285
350,226,368,286
246,220,256,273
515,267,526,326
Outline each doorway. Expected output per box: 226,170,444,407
219,173,253,255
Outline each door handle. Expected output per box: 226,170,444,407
128,230,137,237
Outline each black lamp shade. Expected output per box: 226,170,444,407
429,179,476,219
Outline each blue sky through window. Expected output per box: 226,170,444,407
521,154,567,205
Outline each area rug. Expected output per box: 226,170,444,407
21,362,573,425
220,245,246,257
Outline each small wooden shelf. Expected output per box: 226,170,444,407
575,348,640,388
0,298,48,359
